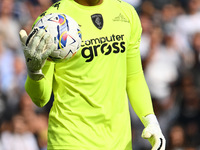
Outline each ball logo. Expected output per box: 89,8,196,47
54,14,71,50
59,30,68,49
46,14,71,50
47,14,66,25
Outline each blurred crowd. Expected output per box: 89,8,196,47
0,0,200,150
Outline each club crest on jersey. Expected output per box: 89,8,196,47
91,14,104,30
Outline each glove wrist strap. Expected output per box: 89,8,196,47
141,114,159,127
28,69,44,81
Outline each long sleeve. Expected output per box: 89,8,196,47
126,7,154,120
25,61,54,107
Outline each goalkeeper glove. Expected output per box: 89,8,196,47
19,27,56,81
141,114,166,150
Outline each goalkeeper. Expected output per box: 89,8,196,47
19,0,166,150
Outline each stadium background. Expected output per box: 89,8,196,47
0,0,200,149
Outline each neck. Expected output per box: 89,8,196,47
74,0,103,6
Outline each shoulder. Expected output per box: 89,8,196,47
110,0,136,11
110,0,138,19
32,0,71,28
110,0,140,26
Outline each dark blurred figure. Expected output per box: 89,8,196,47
176,73,200,148
167,124,186,150
18,91,49,150
0,0,21,51
190,32,200,88
1,114,39,150
174,0,200,70
139,13,153,64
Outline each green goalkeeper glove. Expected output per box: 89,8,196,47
19,27,56,81
141,114,166,150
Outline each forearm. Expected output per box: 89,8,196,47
127,70,154,120
25,76,52,107
25,60,54,107
127,69,166,150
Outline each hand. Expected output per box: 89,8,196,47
19,27,56,81
141,114,166,150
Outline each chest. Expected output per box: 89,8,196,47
55,5,131,71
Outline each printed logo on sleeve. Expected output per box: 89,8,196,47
113,13,130,23
53,2,61,10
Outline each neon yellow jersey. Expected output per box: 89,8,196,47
25,0,154,149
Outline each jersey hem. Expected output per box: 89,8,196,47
47,145,108,150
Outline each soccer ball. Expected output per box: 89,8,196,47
34,13,82,62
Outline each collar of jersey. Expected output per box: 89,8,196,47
71,0,106,10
